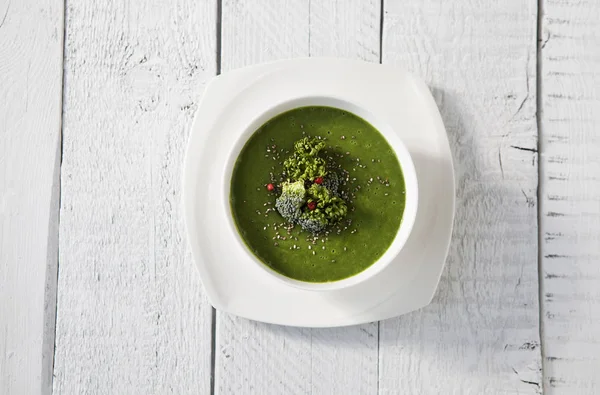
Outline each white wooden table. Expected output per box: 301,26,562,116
1,0,599,394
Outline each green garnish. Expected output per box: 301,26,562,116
274,180,306,224
283,137,328,181
275,137,348,234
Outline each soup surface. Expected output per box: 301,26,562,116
230,106,406,282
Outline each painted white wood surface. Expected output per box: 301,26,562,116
0,0,63,394
216,1,381,394
540,0,600,393
379,1,542,394
52,1,216,393
0,0,594,393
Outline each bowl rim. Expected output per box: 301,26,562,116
222,95,419,292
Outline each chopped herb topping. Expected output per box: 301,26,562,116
275,137,349,234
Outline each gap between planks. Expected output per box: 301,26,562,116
376,3,384,394
210,1,223,394
47,1,548,393
536,0,547,394
45,0,68,394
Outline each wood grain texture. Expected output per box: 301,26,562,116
379,1,542,394
0,0,63,394
52,1,216,393
540,0,600,393
217,1,380,394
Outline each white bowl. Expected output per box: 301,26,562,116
223,96,419,292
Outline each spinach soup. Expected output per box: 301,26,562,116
230,106,406,282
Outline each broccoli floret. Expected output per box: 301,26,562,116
275,137,350,234
322,171,340,196
297,215,328,234
293,137,326,156
284,155,327,182
283,137,327,181
297,184,348,234
275,180,306,223
307,184,348,224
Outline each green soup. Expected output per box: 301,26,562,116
230,106,405,282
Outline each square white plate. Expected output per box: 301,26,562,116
183,58,454,327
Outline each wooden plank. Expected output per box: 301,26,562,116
540,0,600,392
0,0,63,394
217,1,380,393
52,1,216,393
379,1,542,394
